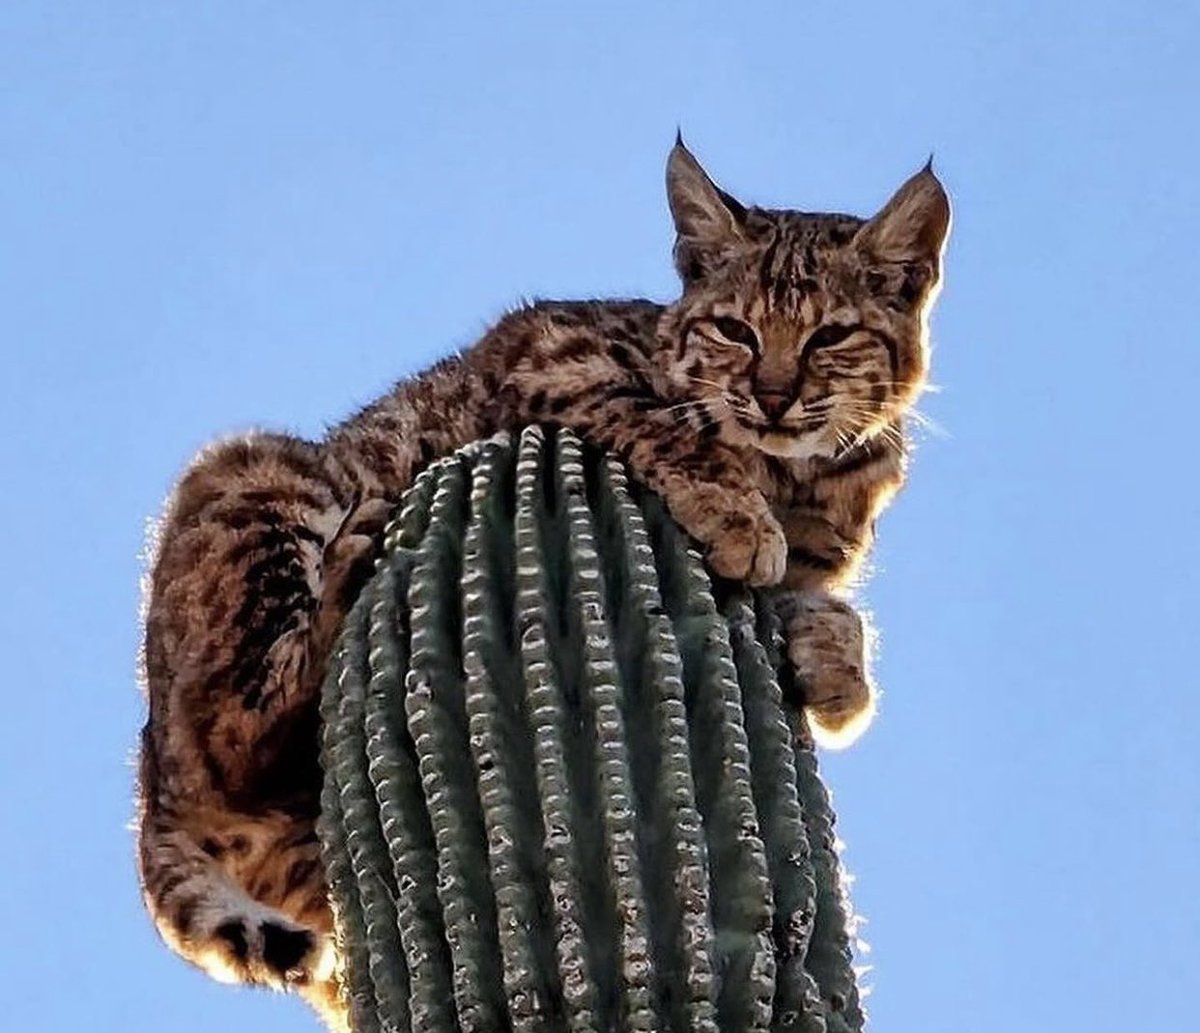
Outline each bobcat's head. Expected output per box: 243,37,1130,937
657,137,950,460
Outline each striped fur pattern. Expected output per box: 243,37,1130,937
137,138,949,1029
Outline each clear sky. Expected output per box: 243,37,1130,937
2,2,1196,1030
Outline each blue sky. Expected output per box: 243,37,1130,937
2,2,1197,1030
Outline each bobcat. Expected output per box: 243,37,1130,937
137,137,949,1029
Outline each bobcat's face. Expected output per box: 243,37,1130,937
657,141,950,460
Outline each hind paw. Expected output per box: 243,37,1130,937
207,911,334,987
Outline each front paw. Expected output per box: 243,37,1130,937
706,511,788,587
783,594,877,747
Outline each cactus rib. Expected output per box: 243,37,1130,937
319,427,866,1032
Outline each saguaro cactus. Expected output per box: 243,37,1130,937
318,426,864,1033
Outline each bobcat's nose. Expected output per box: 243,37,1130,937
755,392,793,422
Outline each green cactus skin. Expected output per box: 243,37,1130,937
319,427,865,1033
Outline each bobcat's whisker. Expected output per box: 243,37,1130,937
681,374,730,393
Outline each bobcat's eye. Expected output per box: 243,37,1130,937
711,316,760,351
802,323,856,355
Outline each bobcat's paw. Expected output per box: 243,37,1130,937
706,511,788,587
784,594,877,748
204,909,336,988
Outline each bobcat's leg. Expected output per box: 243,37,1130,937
139,433,387,1023
144,433,389,799
774,590,877,747
138,805,350,1031
769,498,880,746
138,811,335,981
598,410,787,586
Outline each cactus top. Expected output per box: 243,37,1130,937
319,427,864,1033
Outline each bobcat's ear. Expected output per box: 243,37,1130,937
855,162,951,264
667,135,747,281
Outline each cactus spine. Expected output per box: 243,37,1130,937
319,427,864,1032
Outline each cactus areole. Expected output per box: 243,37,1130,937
318,427,864,1033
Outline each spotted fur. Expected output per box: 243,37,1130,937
137,138,949,1029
